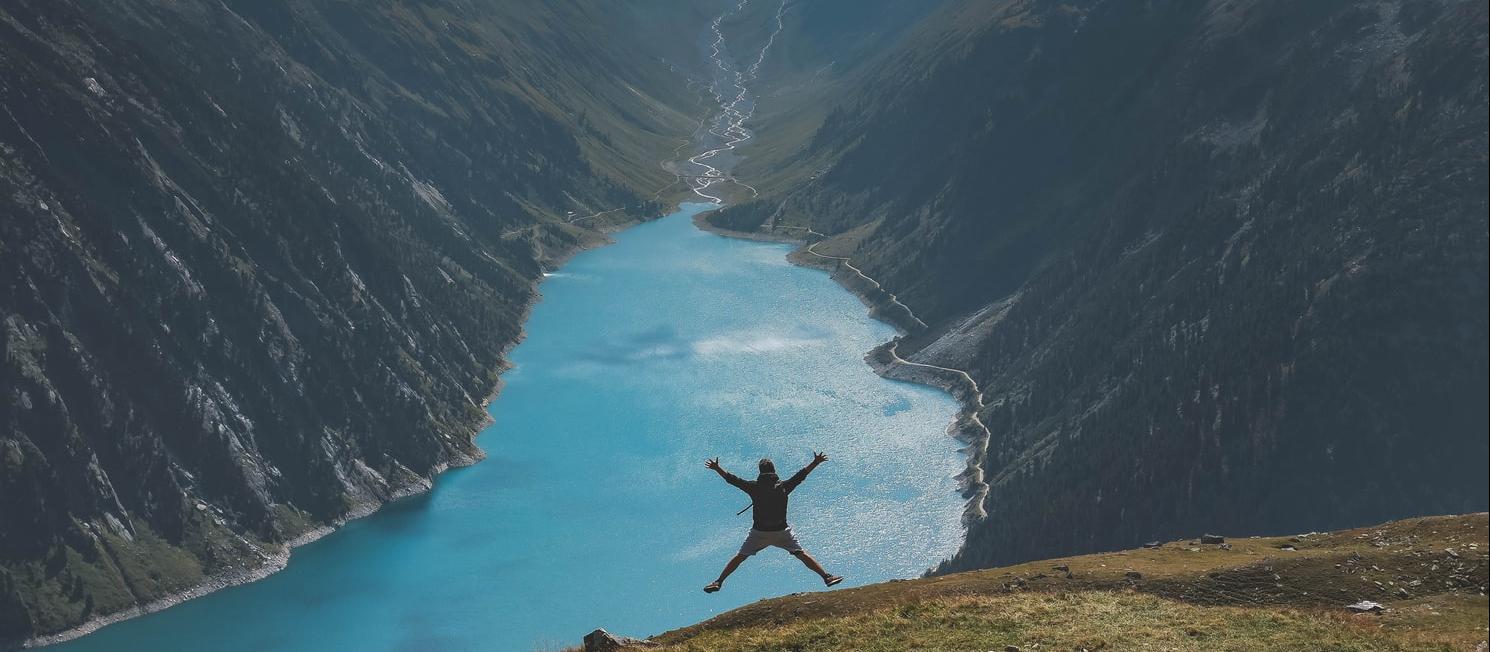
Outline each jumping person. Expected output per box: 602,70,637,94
702,453,843,593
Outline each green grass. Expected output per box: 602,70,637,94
0,510,277,638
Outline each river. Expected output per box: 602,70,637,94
52,203,966,651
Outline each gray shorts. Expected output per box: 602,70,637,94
738,527,804,557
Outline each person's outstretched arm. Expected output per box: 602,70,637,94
705,457,751,493
782,451,828,493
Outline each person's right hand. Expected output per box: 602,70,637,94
705,457,722,471
812,451,829,465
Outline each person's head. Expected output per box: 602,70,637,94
757,458,776,476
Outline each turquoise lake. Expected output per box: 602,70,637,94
54,203,966,651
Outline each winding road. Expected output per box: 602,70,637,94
681,6,995,518
772,223,993,521
886,341,991,520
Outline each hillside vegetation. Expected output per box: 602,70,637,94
593,514,1488,651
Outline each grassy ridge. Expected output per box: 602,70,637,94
653,592,1486,651
597,514,1488,650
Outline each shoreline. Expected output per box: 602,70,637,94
15,195,686,650
17,16,729,643
26,198,981,649
692,211,992,531
19,450,487,650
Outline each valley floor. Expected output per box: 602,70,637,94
587,513,1489,651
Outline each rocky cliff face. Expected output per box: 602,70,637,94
0,0,703,641
714,0,1488,570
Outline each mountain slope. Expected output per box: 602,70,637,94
0,0,707,642
708,0,1488,571
622,514,1488,651
709,0,944,199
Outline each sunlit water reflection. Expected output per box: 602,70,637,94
54,203,965,651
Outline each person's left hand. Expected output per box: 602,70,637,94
705,457,722,471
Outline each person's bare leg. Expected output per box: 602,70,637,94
791,550,841,585
716,553,750,583
705,554,750,592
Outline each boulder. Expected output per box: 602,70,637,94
583,629,659,651
1345,600,1384,614
1199,534,1225,544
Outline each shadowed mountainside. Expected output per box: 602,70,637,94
708,0,1488,572
0,0,716,642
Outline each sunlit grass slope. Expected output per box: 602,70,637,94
588,514,1488,651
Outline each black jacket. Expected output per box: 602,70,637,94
721,468,812,531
